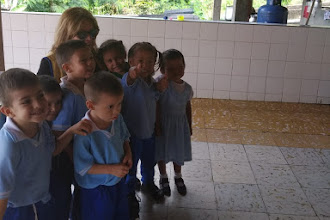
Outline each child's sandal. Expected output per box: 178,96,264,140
174,177,187,196
159,177,171,196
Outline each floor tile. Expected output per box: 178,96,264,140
290,165,330,189
214,183,266,212
168,207,218,220
191,128,207,142
268,214,319,220
240,131,276,146
306,135,330,149
280,147,325,166
304,188,330,217
217,211,269,220
272,133,312,148
211,161,256,184
208,143,248,162
191,142,210,160
250,163,300,188
259,185,315,216
317,149,330,165
245,145,287,164
179,160,213,182
207,129,242,144
166,180,217,210
139,197,168,220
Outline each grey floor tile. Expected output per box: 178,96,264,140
214,183,266,212
178,159,213,182
168,207,218,220
316,149,330,165
280,147,324,166
209,143,248,162
245,145,287,164
218,211,269,220
268,214,319,220
211,161,256,184
192,142,210,160
139,199,168,220
290,165,330,189
304,188,330,217
259,185,315,216
166,180,217,210
251,163,300,188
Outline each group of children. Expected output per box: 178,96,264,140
0,37,193,220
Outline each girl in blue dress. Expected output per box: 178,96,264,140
155,49,193,196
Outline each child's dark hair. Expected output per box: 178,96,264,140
55,40,89,69
84,71,123,103
98,39,127,61
38,75,62,95
161,49,185,72
0,68,39,107
128,42,162,73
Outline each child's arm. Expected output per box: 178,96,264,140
53,119,92,156
155,74,168,92
0,199,8,220
87,163,129,178
186,101,192,135
121,141,132,169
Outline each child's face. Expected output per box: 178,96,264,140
66,47,95,80
129,50,155,78
103,50,126,74
44,91,62,121
5,85,47,125
162,58,185,83
91,93,123,124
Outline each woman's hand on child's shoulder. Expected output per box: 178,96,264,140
156,74,168,92
71,119,92,136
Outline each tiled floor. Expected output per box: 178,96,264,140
137,99,330,220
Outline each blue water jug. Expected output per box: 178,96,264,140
257,0,288,24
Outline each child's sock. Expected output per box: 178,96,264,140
174,172,182,179
160,173,168,179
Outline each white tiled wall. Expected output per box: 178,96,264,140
2,11,330,104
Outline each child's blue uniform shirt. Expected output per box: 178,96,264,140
74,111,130,189
121,72,160,139
0,118,55,207
52,76,87,131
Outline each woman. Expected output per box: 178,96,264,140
37,7,100,82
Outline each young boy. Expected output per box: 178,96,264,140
51,39,95,219
0,68,89,220
73,71,132,220
39,75,91,220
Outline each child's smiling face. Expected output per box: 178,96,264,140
129,50,156,79
162,58,185,83
103,50,126,75
66,47,96,80
44,91,62,121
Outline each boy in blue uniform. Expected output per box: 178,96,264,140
0,68,88,220
51,40,96,219
73,71,132,220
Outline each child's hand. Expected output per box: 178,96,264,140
156,74,168,92
122,152,132,169
112,163,130,178
71,119,92,136
128,63,142,80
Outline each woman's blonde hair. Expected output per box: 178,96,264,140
51,7,99,52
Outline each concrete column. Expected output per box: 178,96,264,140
0,8,5,71
213,0,222,21
233,0,253,22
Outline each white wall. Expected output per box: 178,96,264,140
2,11,330,104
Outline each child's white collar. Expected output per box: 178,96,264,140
82,110,115,138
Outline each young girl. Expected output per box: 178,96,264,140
121,42,167,219
155,49,193,197
97,39,130,79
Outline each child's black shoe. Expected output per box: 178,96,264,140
141,182,164,202
175,177,187,196
159,177,171,196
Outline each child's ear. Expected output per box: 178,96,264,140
1,106,15,118
85,100,95,110
62,63,71,73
